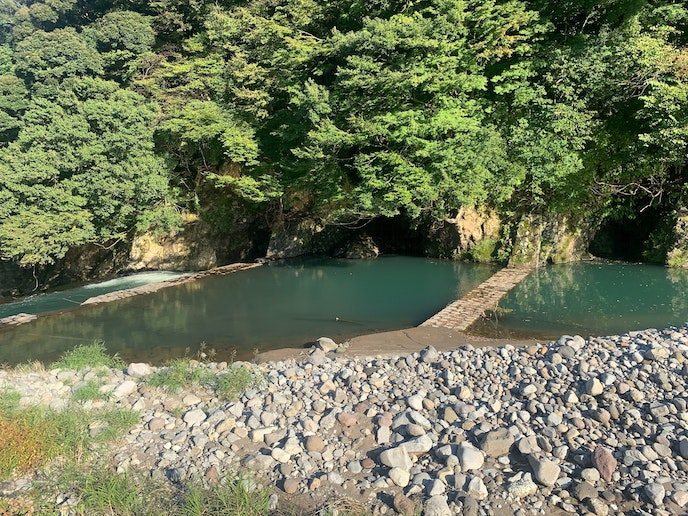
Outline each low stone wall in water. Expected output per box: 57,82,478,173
0,262,262,329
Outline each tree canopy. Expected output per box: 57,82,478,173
0,0,686,267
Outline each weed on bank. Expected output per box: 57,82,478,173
0,342,272,515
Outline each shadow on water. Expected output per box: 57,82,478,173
0,257,497,366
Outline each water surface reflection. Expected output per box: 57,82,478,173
0,257,496,365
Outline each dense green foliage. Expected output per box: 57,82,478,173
0,0,686,267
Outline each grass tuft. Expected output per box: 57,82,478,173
0,402,137,481
51,341,125,371
178,474,270,516
147,359,215,393
0,406,59,479
0,388,20,414
78,469,154,516
148,359,261,401
0,496,33,515
71,379,108,402
216,366,263,402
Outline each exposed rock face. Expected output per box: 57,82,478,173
129,215,217,271
266,218,344,259
339,234,379,259
425,207,501,260
1,239,131,299
508,213,594,267
0,261,38,298
129,205,270,271
667,209,688,267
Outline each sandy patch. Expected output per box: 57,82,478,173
253,326,543,363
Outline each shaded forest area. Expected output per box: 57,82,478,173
0,0,686,273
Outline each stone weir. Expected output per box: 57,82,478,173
420,265,534,331
0,262,262,328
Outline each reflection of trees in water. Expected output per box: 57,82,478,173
0,258,519,365
506,264,583,312
452,262,498,299
668,268,688,315
497,263,688,334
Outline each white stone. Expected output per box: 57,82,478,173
112,380,138,398
250,426,278,443
183,408,207,426
126,363,152,377
585,378,604,396
467,476,488,500
528,455,561,487
672,491,688,508
389,467,410,487
408,410,432,430
182,394,202,406
316,337,338,352
283,437,302,455
271,448,291,463
581,468,601,482
521,384,537,396
562,391,579,404
645,483,665,506
377,426,392,445
399,434,433,455
407,394,424,411
424,495,452,516
427,479,446,496
458,442,485,471
380,446,412,470
546,412,563,426
508,473,538,498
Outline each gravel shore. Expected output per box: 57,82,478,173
2,326,688,515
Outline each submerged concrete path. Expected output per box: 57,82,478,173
420,265,534,331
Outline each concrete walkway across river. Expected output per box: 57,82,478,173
420,265,534,331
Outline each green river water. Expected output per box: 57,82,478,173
470,262,688,339
2,259,686,366
0,257,496,365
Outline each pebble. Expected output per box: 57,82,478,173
337,412,357,427
459,443,485,471
283,478,299,494
389,467,410,487
380,446,412,470
508,473,538,498
592,446,617,482
316,337,338,352
3,325,688,516
479,428,514,457
393,493,416,515
467,476,488,500
127,363,153,377
585,378,604,396
423,495,451,516
645,482,665,506
528,455,561,487
572,481,598,501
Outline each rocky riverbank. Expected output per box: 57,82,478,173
2,326,688,515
